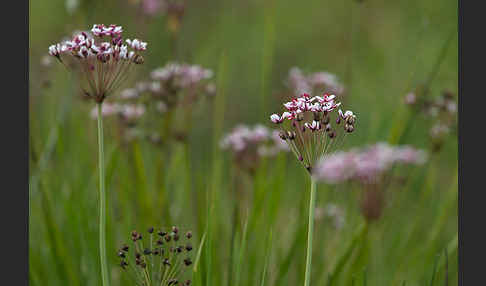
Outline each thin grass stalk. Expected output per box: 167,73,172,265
97,103,110,286
304,178,317,286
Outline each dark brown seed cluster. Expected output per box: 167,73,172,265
118,226,194,286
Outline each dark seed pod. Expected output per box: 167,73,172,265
153,248,160,255
185,231,192,239
176,246,183,253
185,244,193,251
184,258,192,266
158,231,167,237
328,131,336,138
120,260,128,269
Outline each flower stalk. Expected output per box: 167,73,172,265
304,177,317,286
97,102,110,286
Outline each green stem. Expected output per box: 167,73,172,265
304,178,317,286
97,103,110,286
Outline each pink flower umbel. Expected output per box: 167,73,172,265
270,92,356,173
220,124,289,173
313,142,427,221
48,24,147,103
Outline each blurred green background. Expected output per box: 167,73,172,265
29,0,457,285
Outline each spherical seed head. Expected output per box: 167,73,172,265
185,231,192,239
148,227,154,234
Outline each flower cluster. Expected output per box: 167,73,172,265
122,62,214,109
405,89,457,151
48,24,147,103
90,102,146,125
314,142,426,221
313,142,427,184
118,226,194,286
287,67,344,96
270,92,356,172
220,124,289,172
105,62,214,144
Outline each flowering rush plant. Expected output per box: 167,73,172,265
269,91,356,286
313,142,427,221
270,92,356,173
48,24,148,286
48,24,147,103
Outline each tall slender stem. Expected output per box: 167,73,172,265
304,177,317,286
97,103,110,286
